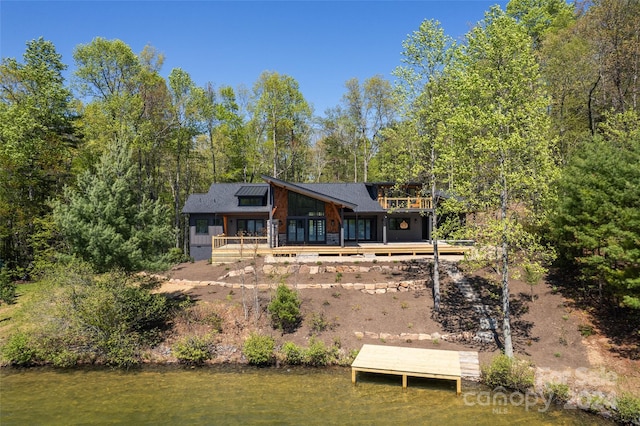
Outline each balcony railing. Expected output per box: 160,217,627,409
378,197,432,210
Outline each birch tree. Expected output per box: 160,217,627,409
393,19,456,313
250,71,312,181
448,8,557,357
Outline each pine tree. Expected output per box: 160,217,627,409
53,143,174,272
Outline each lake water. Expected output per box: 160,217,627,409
0,366,610,425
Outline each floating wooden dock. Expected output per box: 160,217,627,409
351,345,469,394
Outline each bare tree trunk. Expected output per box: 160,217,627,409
431,144,440,313
209,125,217,184
500,159,514,358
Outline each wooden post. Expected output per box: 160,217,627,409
352,369,357,384
402,374,407,388
456,378,461,395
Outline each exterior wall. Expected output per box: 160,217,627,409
326,204,341,234
188,214,223,261
326,233,340,245
386,213,425,243
190,245,212,262
273,186,289,234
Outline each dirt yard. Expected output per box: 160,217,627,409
157,256,639,395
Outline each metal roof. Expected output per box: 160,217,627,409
235,185,268,197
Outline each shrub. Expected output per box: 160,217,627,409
281,341,304,365
481,354,534,393
616,393,640,425
243,333,275,366
544,382,570,404
1,332,37,366
304,338,330,367
268,284,301,333
0,267,16,305
578,324,595,337
173,335,214,365
6,265,171,368
165,247,192,265
309,312,330,335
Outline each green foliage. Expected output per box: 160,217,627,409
1,331,37,366
0,38,79,274
544,382,570,404
615,393,640,425
578,324,595,337
303,338,330,367
52,143,174,273
280,341,304,365
0,266,16,304
481,354,535,393
267,284,302,333
552,111,640,309
173,335,214,365
166,247,192,265
243,333,275,366
1,263,170,368
309,312,332,335
251,71,313,182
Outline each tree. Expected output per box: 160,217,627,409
506,0,575,49
73,38,175,199
0,38,78,275
393,19,456,313
166,68,204,250
341,76,395,182
316,106,355,182
553,111,640,309
52,143,174,273
446,8,557,357
250,71,312,181
193,83,247,183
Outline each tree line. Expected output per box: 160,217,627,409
1,0,638,353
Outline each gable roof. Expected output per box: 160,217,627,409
261,175,360,211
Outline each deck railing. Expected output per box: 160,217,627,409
212,234,268,250
378,197,432,210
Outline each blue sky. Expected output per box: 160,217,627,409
2,1,507,115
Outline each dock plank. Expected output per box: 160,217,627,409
351,345,465,394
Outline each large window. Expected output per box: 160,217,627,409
287,218,326,243
345,218,376,241
287,219,305,243
238,196,265,206
237,219,265,236
195,219,208,235
308,219,325,242
389,218,411,231
288,192,325,216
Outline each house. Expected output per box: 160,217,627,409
182,175,446,261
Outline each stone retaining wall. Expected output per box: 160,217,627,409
164,277,428,294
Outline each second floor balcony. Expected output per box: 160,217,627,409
378,196,432,210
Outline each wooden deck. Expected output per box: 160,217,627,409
351,345,467,394
211,240,471,261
